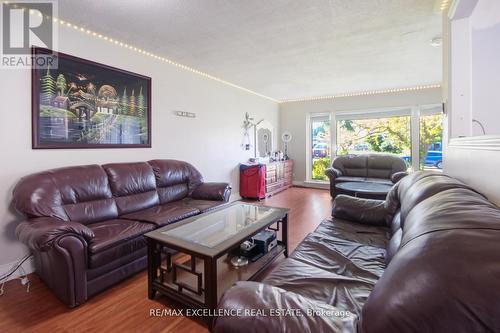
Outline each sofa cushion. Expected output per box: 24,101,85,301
263,219,388,314
121,201,200,226
214,281,358,333
335,176,365,183
396,172,476,227
366,155,406,179
12,164,118,224
263,257,373,315
87,219,154,268
148,160,204,203
313,218,390,254
88,219,154,253
364,177,393,185
103,162,160,215
179,197,226,213
262,218,389,315
296,232,386,279
156,183,189,204
333,155,367,177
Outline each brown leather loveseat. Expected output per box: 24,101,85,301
326,154,408,197
214,171,500,332
13,159,231,307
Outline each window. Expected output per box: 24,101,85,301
306,105,444,182
419,106,444,170
310,114,331,181
336,114,412,169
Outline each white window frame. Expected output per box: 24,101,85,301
306,112,331,183
306,104,443,182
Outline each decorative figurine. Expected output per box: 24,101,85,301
241,112,263,158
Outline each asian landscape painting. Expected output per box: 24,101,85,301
32,48,151,148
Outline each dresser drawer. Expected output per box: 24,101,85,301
266,164,277,172
266,181,284,193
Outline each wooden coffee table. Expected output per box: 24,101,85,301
144,203,289,315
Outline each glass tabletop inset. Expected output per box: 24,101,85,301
152,203,286,253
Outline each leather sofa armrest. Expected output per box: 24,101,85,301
191,182,231,202
391,171,408,183
332,195,389,226
214,281,357,333
326,167,342,180
16,217,95,252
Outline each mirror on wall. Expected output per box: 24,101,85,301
257,128,272,157
256,120,273,158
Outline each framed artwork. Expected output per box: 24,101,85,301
32,47,151,149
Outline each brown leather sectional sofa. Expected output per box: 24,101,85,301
326,154,408,197
13,159,231,307
214,171,500,332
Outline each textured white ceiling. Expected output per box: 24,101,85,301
58,0,443,101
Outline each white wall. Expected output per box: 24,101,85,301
443,0,500,207
279,88,442,186
448,0,500,137
470,0,500,135
449,17,472,138
0,25,278,272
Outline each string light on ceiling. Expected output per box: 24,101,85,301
280,84,442,103
440,0,452,11
16,5,279,103
16,4,442,104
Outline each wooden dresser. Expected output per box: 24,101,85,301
265,160,293,197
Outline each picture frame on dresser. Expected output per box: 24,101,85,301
31,47,152,149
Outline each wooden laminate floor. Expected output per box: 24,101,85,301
0,187,332,333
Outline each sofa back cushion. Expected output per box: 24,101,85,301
148,159,203,204
362,174,500,332
332,155,367,177
103,162,159,215
366,154,406,179
13,165,118,224
385,172,479,263
396,172,475,227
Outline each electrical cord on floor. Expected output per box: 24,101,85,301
0,254,32,281
0,254,33,296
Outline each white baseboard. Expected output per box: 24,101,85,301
229,191,241,202
293,180,329,190
0,256,35,282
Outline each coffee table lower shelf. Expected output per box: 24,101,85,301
148,241,286,310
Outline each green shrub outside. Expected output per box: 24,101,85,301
312,157,331,180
